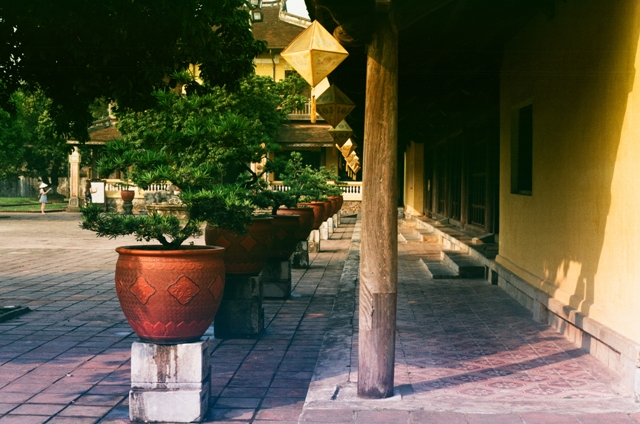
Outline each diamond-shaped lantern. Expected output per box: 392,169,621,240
316,85,356,128
328,120,353,146
340,139,357,158
281,21,349,88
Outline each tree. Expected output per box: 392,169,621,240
82,74,307,248
0,0,265,140
10,89,70,191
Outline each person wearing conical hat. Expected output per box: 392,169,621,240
39,183,51,214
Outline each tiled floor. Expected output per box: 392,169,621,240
1,213,640,424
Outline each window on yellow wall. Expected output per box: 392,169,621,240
511,104,533,195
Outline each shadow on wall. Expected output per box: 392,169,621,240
512,1,640,320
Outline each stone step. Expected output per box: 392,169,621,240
441,250,486,279
416,229,439,243
398,233,407,243
420,259,458,279
399,228,423,242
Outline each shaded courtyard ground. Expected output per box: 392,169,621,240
0,213,639,423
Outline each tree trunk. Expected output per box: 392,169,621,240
358,14,399,399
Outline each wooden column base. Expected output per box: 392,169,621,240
357,292,397,398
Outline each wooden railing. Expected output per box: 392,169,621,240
270,181,362,201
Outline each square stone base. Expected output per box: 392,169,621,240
263,258,292,298
214,274,264,338
292,240,310,269
309,230,321,253
320,222,329,240
129,339,210,422
130,384,209,422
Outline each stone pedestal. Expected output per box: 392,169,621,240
67,147,81,212
327,218,334,235
334,213,340,227
214,274,263,338
262,258,292,298
129,339,210,423
320,222,329,240
292,240,310,269
309,229,321,253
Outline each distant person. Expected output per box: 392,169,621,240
39,183,51,214
84,181,92,207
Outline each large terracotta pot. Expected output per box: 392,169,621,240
328,197,339,216
329,195,343,213
115,245,225,344
269,214,301,260
299,202,325,229
322,200,333,220
120,190,135,202
204,217,273,275
277,207,314,241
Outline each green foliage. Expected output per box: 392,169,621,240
0,0,266,140
82,74,306,247
0,88,70,184
0,107,24,179
280,152,339,203
81,204,203,249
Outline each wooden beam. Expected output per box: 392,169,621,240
358,13,398,399
393,0,456,31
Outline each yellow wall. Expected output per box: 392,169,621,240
325,146,340,172
255,53,291,81
498,0,640,342
404,141,424,217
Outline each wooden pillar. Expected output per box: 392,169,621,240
358,13,398,399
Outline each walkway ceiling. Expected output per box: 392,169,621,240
303,0,547,150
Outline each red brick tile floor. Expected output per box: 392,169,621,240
1,214,639,423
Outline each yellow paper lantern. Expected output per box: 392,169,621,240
328,120,353,146
341,139,357,158
281,21,349,88
316,85,356,128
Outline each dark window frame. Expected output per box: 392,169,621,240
510,103,533,195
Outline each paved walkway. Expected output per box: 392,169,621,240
0,213,639,423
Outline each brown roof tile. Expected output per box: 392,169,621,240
252,7,306,49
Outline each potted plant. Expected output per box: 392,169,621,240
82,148,254,343
97,138,139,212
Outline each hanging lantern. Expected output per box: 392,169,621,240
328,120,353,146
316,85,355,128
281,21,349,88
341,139,357,158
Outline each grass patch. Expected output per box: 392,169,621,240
0,196,66,211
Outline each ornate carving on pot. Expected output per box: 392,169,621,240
204,217,273,275
277,207,314,241
115,245,225,344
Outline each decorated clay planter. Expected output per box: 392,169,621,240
120,190,135,202
115,245,225,344
299,202,325,229
328,196,339,216
204,217,273,275
269,214,301,260
277,207,314,241
329,196,344,214
322,200,333,220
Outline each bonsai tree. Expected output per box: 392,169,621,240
81,74,307,248
274,152,344,204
